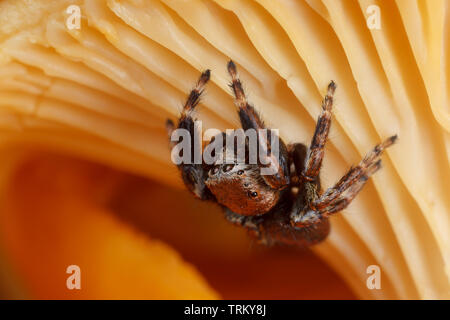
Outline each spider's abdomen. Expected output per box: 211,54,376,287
224,198,330,247
261,215,330,247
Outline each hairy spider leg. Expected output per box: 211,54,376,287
227,60,289,190
302,81,336,183
166,69,210,138
290,159,382,227
288,82,335,226
166,70,214,200
291,133,397,226
315,135,397,215
319,160,382,216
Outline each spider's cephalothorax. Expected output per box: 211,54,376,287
166,61,397,247
205,162,282,216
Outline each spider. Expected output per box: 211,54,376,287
166,61,397,247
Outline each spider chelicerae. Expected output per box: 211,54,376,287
166,61,397,247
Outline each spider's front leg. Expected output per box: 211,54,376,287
288,81,335,227
227,60,289,190
290,81,397,227
166,70,214,201
313,135,396,215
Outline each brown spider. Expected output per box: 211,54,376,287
166,61,397,247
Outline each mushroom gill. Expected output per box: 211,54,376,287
0,0,448,299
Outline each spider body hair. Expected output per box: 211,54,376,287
166,61,396,247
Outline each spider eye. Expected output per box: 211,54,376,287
248,191,258,198
237,170,244,175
